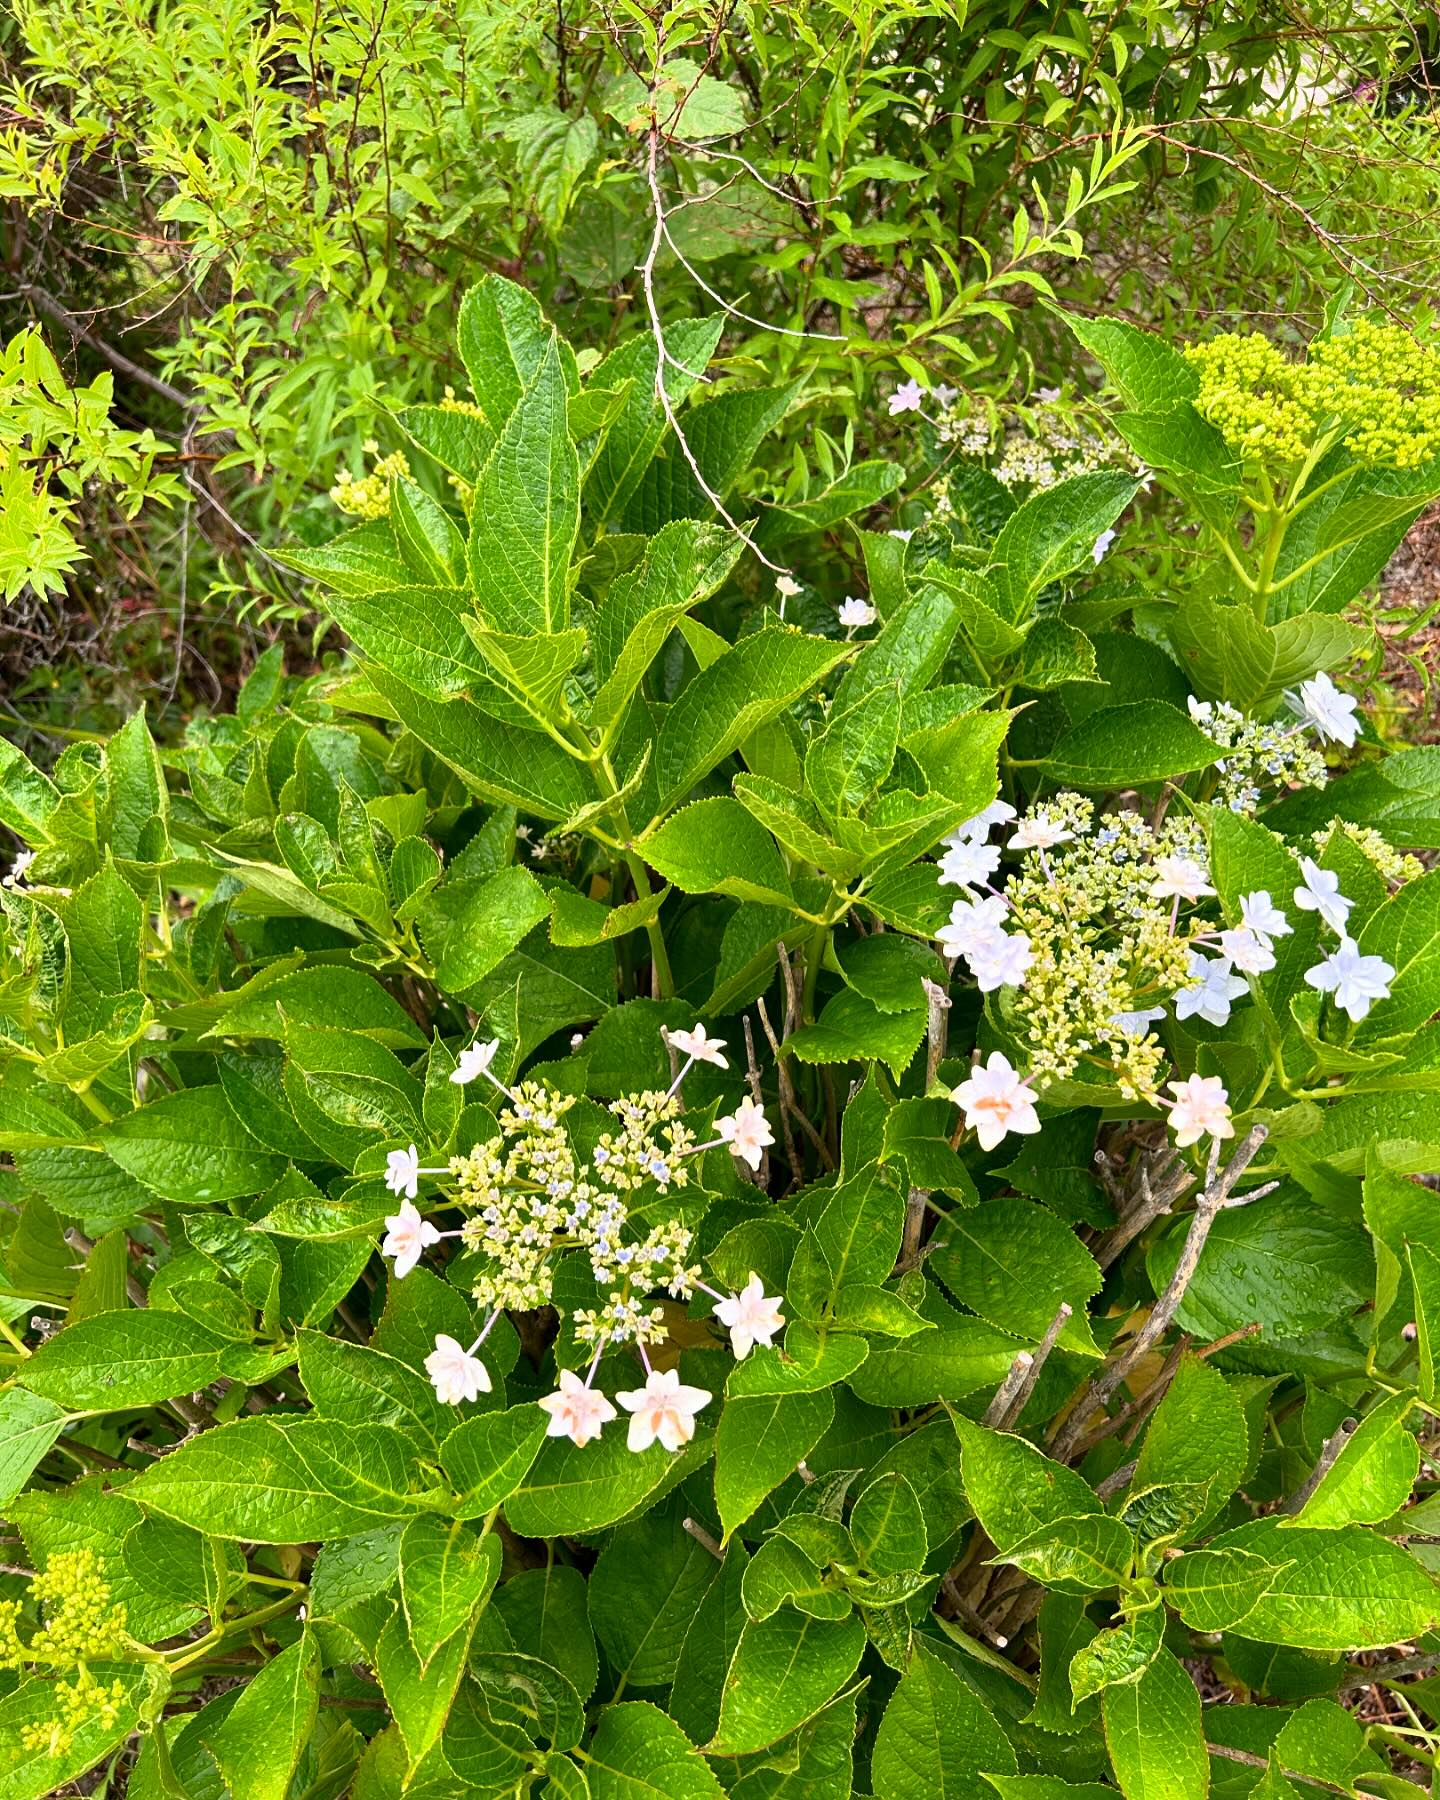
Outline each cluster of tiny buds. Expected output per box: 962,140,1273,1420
0,1550,129,1756
380,1025,782,1452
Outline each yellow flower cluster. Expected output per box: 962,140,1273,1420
1005,800,1207,1101
450,1082,699,1343
1323,820,1425,887
0,1551,129,1757
329,440,411,518
1186,320,1440,472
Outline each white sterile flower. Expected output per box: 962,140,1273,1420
1149,855,1215,902
1173,951,1248,1027
931,381,959,408
716,1098,774,1171
1287,671,1361,748
425,1334,492,1405
1305,937,1395,1021
381,1197,441,1278
837,595,876,630
947,799,1017,846
538,1369,617,1447
2,849,35,888
451,1038,501,1085
968,932,1033,992
938,838,1002,891
668,1023,729,1068
776,574,802,599
1111,1007,1166,1037
1218,926,1277,976
888,378,926,416
1187,695,1215,725
383,1144,421,1201
715,1272,785,1359
952,1052,1042,1152
888,528,914,543
1294,858,1353,935
1009,812,1073,852
1092,527,1117,563
1165,1074,1234,1148
1239,890,1292,942
617,1368,713,1453
936,894,1009,961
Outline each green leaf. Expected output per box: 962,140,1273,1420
461,620,587,719
1166,1519,1439,1649
440,1405,548,1518
1000,1512,1134,1595
1283,1394,1419,1530
98,1085,285,1205
467,335,579,636
1061,313,1199,412
985,471,1140,621
22,1309,238,1411
585,317,725,523
456,275,573,436
872,1639,1017,1797
1133,1354,1249,1527
640,797,795,907
1067,1605,1164,1703
0,1388,67,1506
835,587,960,710
378,1602,474,1771
851,1472,927,1576
708,1609,866,1755
786,989,927,1080
204,963,427,1050
806,684,901,816
400,1517,501,1670
653,628,851,811
726,1328,869,1398
418,863,550,991
1100,1648,1208,1800
716,1387,835,1539
0,1666,149,1800
298,1330,454,1453
105,708,169,862
848,1316,1019,1406
202,1630,320,1800
128,1417,427,1542
391,476,466,585
587,1701,726,1800
950,1412,1102,1555
493,1564,598,1701
930,1199,1101,1353
1039,701,1219,788
589,1501,722,1689
506,1424,713,1537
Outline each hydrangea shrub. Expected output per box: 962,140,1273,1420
3,281,1440,1795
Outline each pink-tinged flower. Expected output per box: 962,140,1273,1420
424,1334,492,1405
1218,926,1276,976
936,894,1009,961
1009,813,1074,852
617,1368,713,1453
938,838,1002,891
381,1198,441,1279
667,1023,729,1068
1294,859,1352,935
1287,671,1361,747
952,1053,1042,1152
888,378,926,416
946,800,1017,847
537,1369,617,1447
383,1144,421,1200
1239,890,1292,942
716,1098,774,1171
451,1038,501,1085
837,596,876,631
967,932,1033,992
714,1273,785,1359
1149,855,1215,902
1165,1074,1234,1148
1305,937,1395,1021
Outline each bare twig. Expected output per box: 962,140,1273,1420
1051,1126,1269,1459
1284,1417,1358,1516
755,996,802,1180
682,1516,723,1559
740,1014,768,1188
922,977,950,1090
997,1302,1072,1431
899,1187,929,1272
982,1351,1035,1429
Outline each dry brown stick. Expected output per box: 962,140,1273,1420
741,1014,768,1188
755,996,803,1180
1283,1416,1358,1516
899,1186,929,1272
997,1302,1073,1431
1076,1334,1192,1461
1206,1742,1349,1796
922,977,951,1089
982,1351,1036,1430
1090,1148,1192,1271
682,1516,723,1559
1338,1650,1440,1693
1050,1125,1269,1460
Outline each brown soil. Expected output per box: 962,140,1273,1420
1378,506,1440,742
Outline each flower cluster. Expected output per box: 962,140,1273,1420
0,1551,129,1757
1187,694,1329,812
1185,319,1440,472
379,1029,783,1455
329,441,410,518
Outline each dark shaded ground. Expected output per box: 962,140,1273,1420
1379,506,1440,742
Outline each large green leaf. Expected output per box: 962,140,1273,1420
872,1640,1016,1797
708,1609,866,1755
1100,1648,1208,1800
99,1085,285,1205
1039,701,1219,788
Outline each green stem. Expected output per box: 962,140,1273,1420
624,852,674,999
801,924,828,1023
